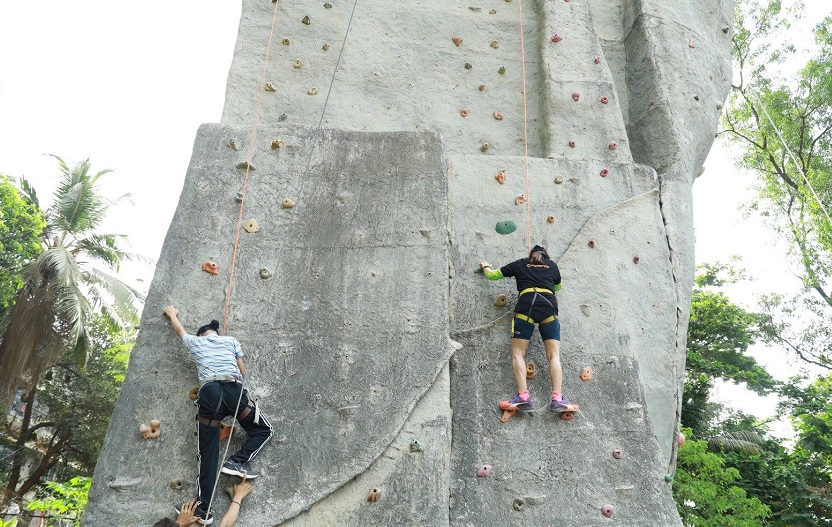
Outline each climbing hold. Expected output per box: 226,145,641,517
612,449,623,459
188,385,199,401
588,240,595,249
571,92,580,102
271,139,284,149
716,101,723,110
495,220,517,234
601,504,615,518
493,111,504,121
480,143,489,153
554,175,563,184
279,112,288,121
202,262,219,275
513,498,525,512
664,474,674,483
259,268,272,279
243,219,259,233
139,419,161,439
282,198,296,209
494,294,508,307
234,192,244,204
322,43,330,51
594,56,601,64
633,256,640,264
600,96,609,104
498,66,506,75
551,34,562,43
489,9,497,14
294,59,302,69
678,432,686,446
495,170,506,184
476,465,493,478
479,84,486,91
722,25,730,33
282,38,290,45
265,83,277,92
460,108,469,118
464,62,473,70
302,15,311,25
580,367,593,381
170,478,185,491
236,161,256,170
490,40,499,49
324,2,332,7
452,36,463,47
409,439,422,453
608,141,618,150
368,488,381,503
514,194,526,205
547,215,555,223
308,87,318,95
526,361,536,379
689,39,696,48
219,420,233,441
227,139,239,150
600,168,609,177
568,140,576,148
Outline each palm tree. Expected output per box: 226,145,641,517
0,156,145,501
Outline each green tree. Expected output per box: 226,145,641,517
723,0,832,367
683,263,776,436
0,157,144,503
0,176,45,317
673,429,771,526
26,476,90,527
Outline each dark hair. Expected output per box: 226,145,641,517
529,244,549,262
197,319,220,336
153,519,176,527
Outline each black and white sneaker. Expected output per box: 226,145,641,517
195,508,214,525
221,460,260,479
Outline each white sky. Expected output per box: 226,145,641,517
0,1,830,434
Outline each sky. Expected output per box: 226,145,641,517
1,1,830,434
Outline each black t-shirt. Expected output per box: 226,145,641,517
501,257,561,313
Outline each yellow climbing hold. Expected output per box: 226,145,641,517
282,198,296,209
265,83,277,92
271,139,284,149
244,219,259,233
308,87,318,95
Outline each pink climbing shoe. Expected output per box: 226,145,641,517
549,395,578,413
499,393,533,411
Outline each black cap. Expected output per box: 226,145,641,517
529,245,549,259
197,319,220,336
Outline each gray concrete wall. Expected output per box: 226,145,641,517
87,0,732,525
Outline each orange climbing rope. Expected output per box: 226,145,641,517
517,0,532,253
222,0,282,334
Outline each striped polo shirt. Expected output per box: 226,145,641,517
182,333,244,383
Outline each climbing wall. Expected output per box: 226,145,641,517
87,0,732,525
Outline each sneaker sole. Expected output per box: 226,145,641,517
221,466,260,479
197,516,214,525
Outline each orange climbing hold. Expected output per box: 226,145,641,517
453,36,463,47
493,111,504,121
139,419,161,439
526,361,536,379
580,367,593,381
202,262,219,275
368,488,381,503
515,194,526,205
495,170,506,184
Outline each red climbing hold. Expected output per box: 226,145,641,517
477,465,493,478
202,262,219,275
612,449,623,459
571,92,580,102
568,140,576,148
588,240,595,249
608,141,618,150
678,432,686,446
594,56,601,64
600,168,609,177
633,256,640,264
602,504,615,518
600,96,609,104
551,34,562,43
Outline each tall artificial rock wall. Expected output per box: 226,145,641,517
87,1,732,525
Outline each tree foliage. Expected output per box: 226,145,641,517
0,176,44,317
26,476,89,527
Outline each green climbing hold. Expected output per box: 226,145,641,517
324,2,332,7
464,62,472,70
278,113,287,122
664,474,673,483
498,66,506,75
495,220,517,235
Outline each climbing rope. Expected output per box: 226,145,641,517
517,0,532,253
204,0,282,520
751,92,832,225
293,0,361,205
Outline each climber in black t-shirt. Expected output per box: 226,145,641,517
481,245,575,413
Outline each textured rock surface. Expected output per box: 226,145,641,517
88,0,732,525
